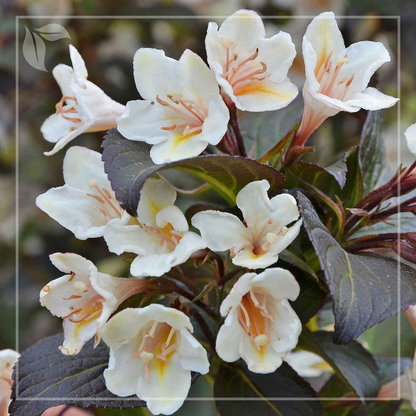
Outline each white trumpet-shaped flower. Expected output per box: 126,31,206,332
40,253,149,355
216,268,301,373
205,9,298,112
41,45,125,156
0,349,20,416
36,146,127,240
192,180,302,269
295,12,398,147
117,48,229,164
101,304,210,416
405,124,416,156
104,178,206,277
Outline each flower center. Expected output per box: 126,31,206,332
222,46,268,94
315,51,354,101
59,277,104,325
238,289,275,350
86,179,124,220
133,322,178,383
229,219,289,258
55,96,82,123
142,223,183,249
156,94,207,139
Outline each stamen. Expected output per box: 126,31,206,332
156,95,169,106
239,302,251,328
161,124,177,131
87,193,105,204
63,295,82,300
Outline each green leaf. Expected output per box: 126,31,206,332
102,129,285,216
298,329,381,398
239,98,304,159
214,362,324,416
297,191,416,344
10,334,145,416
258,124,298,167
359,111,385,196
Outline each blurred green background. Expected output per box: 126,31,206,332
1,0,415,414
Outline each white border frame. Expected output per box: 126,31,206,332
14,13,402,404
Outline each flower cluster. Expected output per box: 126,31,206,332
30,9,405,416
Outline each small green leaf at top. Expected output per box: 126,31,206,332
102,129,285,216
214,362,324,416
297,191,416,344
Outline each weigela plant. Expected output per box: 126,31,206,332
10,8,416,416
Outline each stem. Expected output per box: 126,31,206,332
218,267,245,287
229,106,247,157
174,285,220,320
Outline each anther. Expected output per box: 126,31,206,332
88,179,98,188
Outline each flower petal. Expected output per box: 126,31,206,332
52,64,75,100
216,308,245,362
268,219,302,256
252,268,300,302
137,353,191,416
216,10,266,53
345,87,399,111
269,193,300,229
133,48,183,101
36,186,109,239
285,351,327,378
192,211,251,252
63,146,110,193
177,328,210,374
104,220,155,256
231,77,298,112
137,178,177,225
303,12,345,89
130,232,206,277
69,44,88,81
43,122,92,156
49,252,94,275
156,206,189,232
116,100,171,145
236,180,273,229
337,41,391,96
405,123,416,155
41,113,79,144
104,335,143,397
232,248,278,269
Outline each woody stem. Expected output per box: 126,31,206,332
229,106,247,157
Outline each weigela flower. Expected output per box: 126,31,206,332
295,12,398,146
104,178,206,277
216,268,301,374
117,48,229,164
40,253,149,355
285,351,332,377
205,9,298,112
36,146,127,240
41,45,125,156
405,124,416,155
0,349,20,415
192,180,302,269
101,304,210,416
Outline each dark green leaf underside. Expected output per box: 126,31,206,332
102,129,285,216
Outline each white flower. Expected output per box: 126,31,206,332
216,268,301,374
205,9,298,112
36,146,127,240
0,349,19,415
41,45,125,156
405,124,416,156
101,304,210,416
285,351,332,377
295,12,398,147
40,253,149,355
104,178,206,277
192,180,302,269
117,48,229,164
